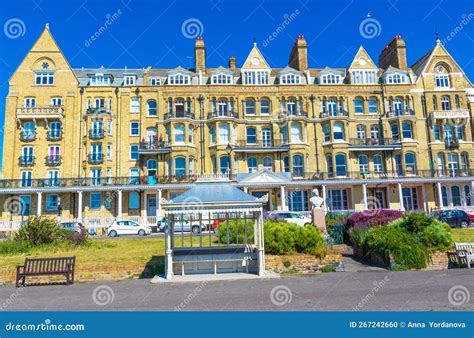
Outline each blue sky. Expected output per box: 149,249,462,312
0,0,473,173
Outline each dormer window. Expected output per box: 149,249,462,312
386,73,408,84
243,71,269,85
280,73,301,85
148,77,161,86
35,71,54,85
124,75,136,86
211,73,233,85
90,74,111,86
351,71,377,85
320,73,342,85
168,73,190,85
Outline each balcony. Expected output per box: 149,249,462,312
19,156,35,166
207,111,239,119
445,140,459,150
139,140,171,154
348,138,401,151
47,130,62,141
20,132,36,142
278,111,308,119
164,111,195,120
432,109,470,120
234,139,289,152
86,107,112,116
89,129,104,140
386,109,415,118
87,153,103,164
17,106,64,119
319,110,349,118
45,155,62,166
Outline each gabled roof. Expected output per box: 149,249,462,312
166,66,194,75
319,66,345,75
209,66,234,74
241,42,271,69
349,46,378,70
170,183,258,204
236,169,291,184
383,65,408,74
279,66,300,74
411,49,432,77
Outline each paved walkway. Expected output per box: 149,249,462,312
1,269,472,311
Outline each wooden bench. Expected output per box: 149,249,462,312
454,243,474,268
16,256,76,287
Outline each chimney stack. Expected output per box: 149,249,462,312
288,35,308,71
229,56,236,71
378,35,407,70
194,36,206,73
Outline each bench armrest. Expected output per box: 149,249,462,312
16,265,25,273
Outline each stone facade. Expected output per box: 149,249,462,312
1,24,473,223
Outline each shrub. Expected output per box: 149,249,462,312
0,239,31,255
216,219,254,244
61,230,89,245
14,217,63,246
345,210,403,231
349,228,369,248
365,226,430,270
321,265,336,272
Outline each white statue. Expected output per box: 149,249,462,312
310,188,324,209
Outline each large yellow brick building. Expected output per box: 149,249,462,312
1,25,473,225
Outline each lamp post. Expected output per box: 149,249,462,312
57,196,62,221
309,95,320,174
198,95,205,174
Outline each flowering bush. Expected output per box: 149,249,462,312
345,209,403,231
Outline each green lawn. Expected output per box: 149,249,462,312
451,228,474,243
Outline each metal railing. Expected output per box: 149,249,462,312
207,111,239,119
386,109,415,117
319,110,349,118
20,132,36,142
300,169,474,180
278,111,308,118
445,140,459,150
164,111,195,119
86,107,112,115
45,155,62,166
47,131,62,141
87,153,103,164
139,141,171,150
348,138,401,146
18,156,35,166
235,139,288,148
89,129,104,139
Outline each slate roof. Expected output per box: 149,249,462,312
171,183,258,204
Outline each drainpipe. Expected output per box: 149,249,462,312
309,95,319,174
114,87,120,177
78,87,84,178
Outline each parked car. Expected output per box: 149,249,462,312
106,220,151,237
437,210,473,228
61,221,87,236
158,216,207,234
266,211,312,227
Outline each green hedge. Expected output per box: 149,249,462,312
216,219,254,244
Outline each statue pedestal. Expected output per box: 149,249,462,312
312,208,326,233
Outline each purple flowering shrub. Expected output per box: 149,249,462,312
345,209,403,231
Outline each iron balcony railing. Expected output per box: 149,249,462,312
235,139,288,148
278,111,308,118
298,169,474,180
139,141,171,150
348,138,401,146
45,155,61,166
20,132,36,142
86,107,112,115
87,153,103,164
18,156,35,166
207,111,239,119
386,109,415,117
47,130,62,141
319,110,349,118
445,140,459,150
164,111,195,119
89,129,104,139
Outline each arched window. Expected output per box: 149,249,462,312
326,155,333,176
210,126,216,144
373,155,383,173
441,186,448,207
245,99,255,115
291,123,302,143
327,97,338,114
402,122,413,139
217,99,228,114
444,124,454,142
292,155,304,177
260,98,270,115
335,154,347,177
262,127,272,147
358,155,369,174
286,98,297,115
247,157,258,173
404,152,417,174
219,123,230,144
174,157,186,177
434,124,441,141
394,97,404,115
394,154,402,175
188,125,193,143
323,124,330,142
146,128,157,147
460,153,469,174
189,158,194,175
464,185,472,206
147,100,157,116
370,125,379,141
391,123,399,141
368,97,378,114
174,124,185,143
263,157,273,171
354,98,364,114
437,153,446,176
356,125,366,140
280,125,288,144
451,186,461,206
220,156,230,174
246,127,257,144
447,153,459,176
441,96,451,110
333,123,344,140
